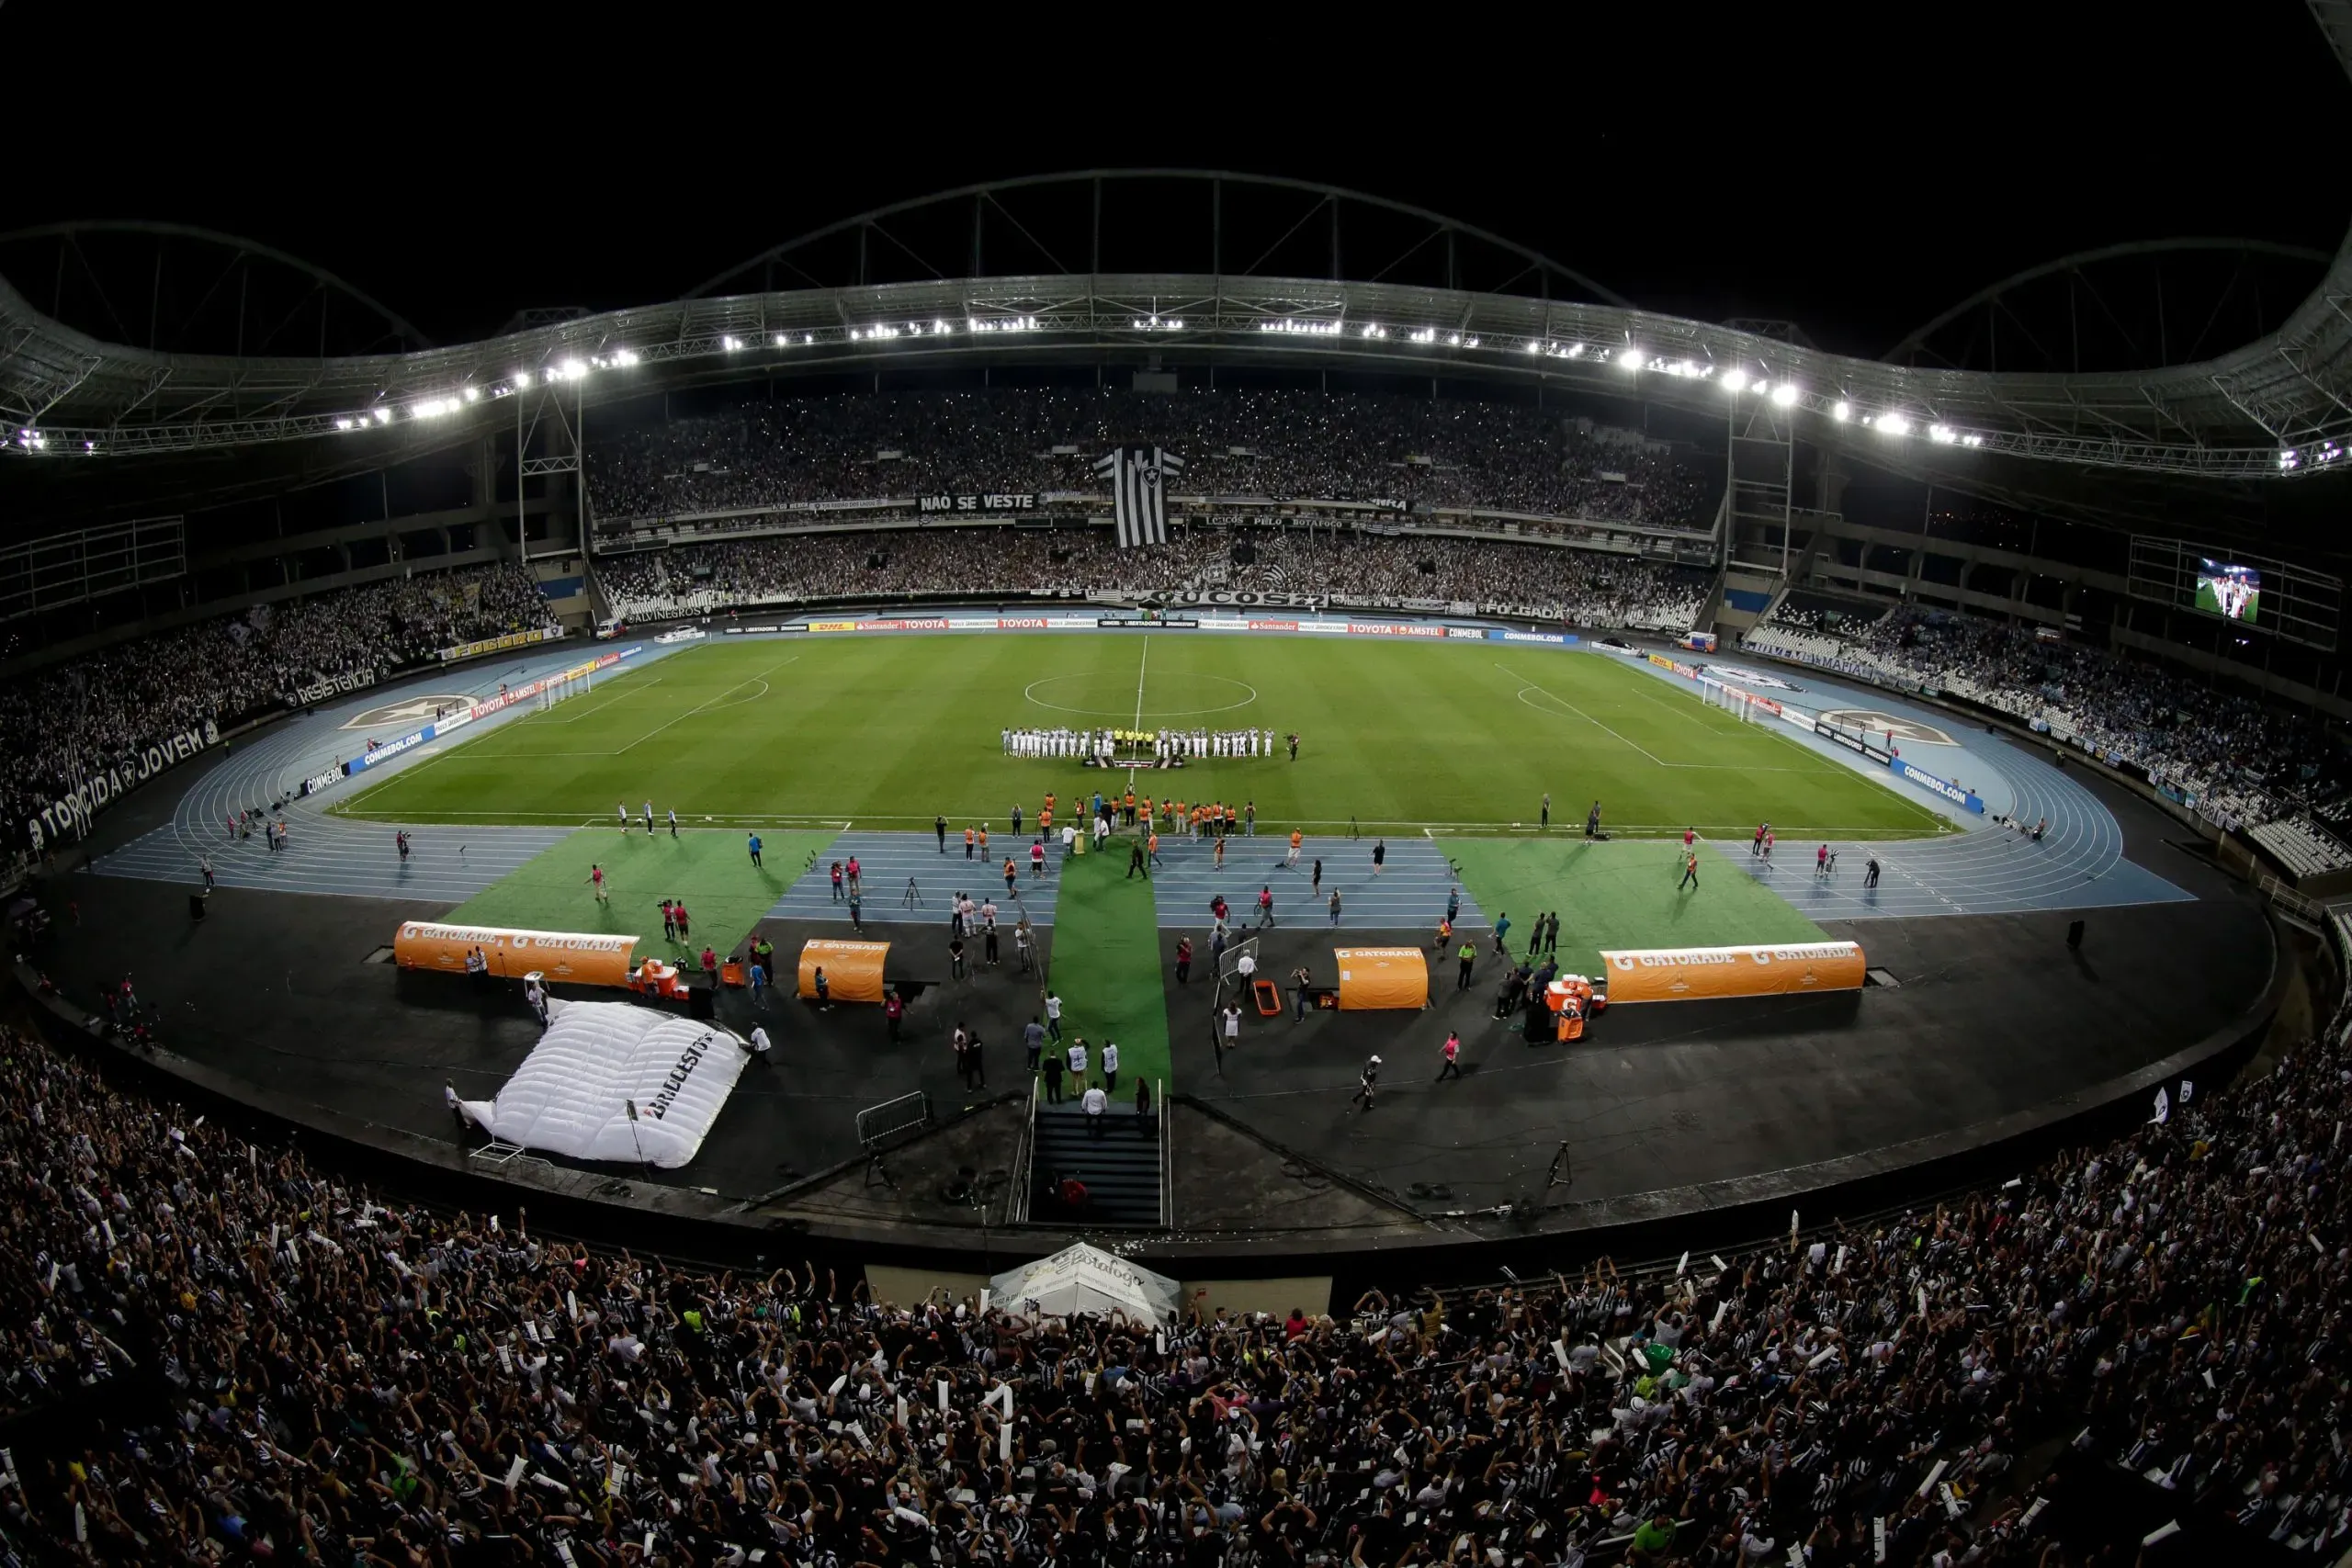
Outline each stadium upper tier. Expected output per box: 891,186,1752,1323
586,389,1716,530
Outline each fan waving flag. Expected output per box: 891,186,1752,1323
1095,446,1183,548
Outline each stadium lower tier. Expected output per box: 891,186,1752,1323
9,625,2285,1272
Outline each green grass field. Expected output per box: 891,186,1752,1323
1446,838,1829,976
443,827,836,966
336,635,1947,839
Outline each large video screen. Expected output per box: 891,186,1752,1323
2195,558,2262,625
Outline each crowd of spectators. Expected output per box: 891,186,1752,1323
586,390,1718,532
1,563,557,846
4,964,2350,1566
599,528,1708,635
1743,604,2347,832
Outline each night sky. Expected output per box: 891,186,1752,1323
8,6,2346,360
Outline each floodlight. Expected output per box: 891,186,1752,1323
1526,339,1545,354
336,417,355,431
1832,400,1851,421
1771,381,1799,407
1875,413,1910,437
512,370,531,389
372,408,392,424
1618,346,1645,368
1464,336,1478,347
1928,423,1956,444
1567,343,1584,358
462,386,480,402
1722,368,1748,392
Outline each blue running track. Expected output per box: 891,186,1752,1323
764,830,1065,927
1145,831,1482,931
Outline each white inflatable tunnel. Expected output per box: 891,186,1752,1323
459,998,748,1168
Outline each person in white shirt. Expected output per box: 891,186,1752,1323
1044,991,1064,1041
1067,1037,1089,1089
1082,1083,1109,1136
1101,1041,1120,1091
1061,822,1078,858
1236,951,1257,987
748,1025,772,1066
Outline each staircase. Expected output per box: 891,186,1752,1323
1028,1100,1163,1226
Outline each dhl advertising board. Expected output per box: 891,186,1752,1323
1600,941,1866,1003
394,922,642,986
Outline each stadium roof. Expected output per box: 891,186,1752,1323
6,8,2352,510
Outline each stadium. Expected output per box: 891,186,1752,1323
5,19,2352,1564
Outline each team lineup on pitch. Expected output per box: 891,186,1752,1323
332,633,1955,837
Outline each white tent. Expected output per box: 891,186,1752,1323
989,1244,1181,1324
459,998,746,1168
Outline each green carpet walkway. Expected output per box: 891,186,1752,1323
1040,840,1173,1090
1444,837,1827,974
445,827,835,966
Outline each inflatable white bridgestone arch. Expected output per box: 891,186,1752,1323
459,999,748,1168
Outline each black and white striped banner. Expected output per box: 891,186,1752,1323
1094,446,1183,548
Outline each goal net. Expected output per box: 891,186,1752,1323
1701,681,1762,723
537,668,594,712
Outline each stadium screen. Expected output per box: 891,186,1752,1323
2195,559,2262,624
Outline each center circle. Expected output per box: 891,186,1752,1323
1022,671,1261,719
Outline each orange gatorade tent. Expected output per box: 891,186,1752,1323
1333,947,1429,1011
1600,941,1865,1003
798,938,890,1003
393,921,641,987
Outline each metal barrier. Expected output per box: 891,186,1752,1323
855,1090,931,1145
1157,1077,1171,1230
1010,1077,1038,1224
2257,872,2327,927
854,1090,931,1189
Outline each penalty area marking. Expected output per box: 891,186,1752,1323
539,675,664,723
1023,669,1259,719
611,655,797,754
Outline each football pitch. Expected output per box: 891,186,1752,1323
334,635,1950,839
